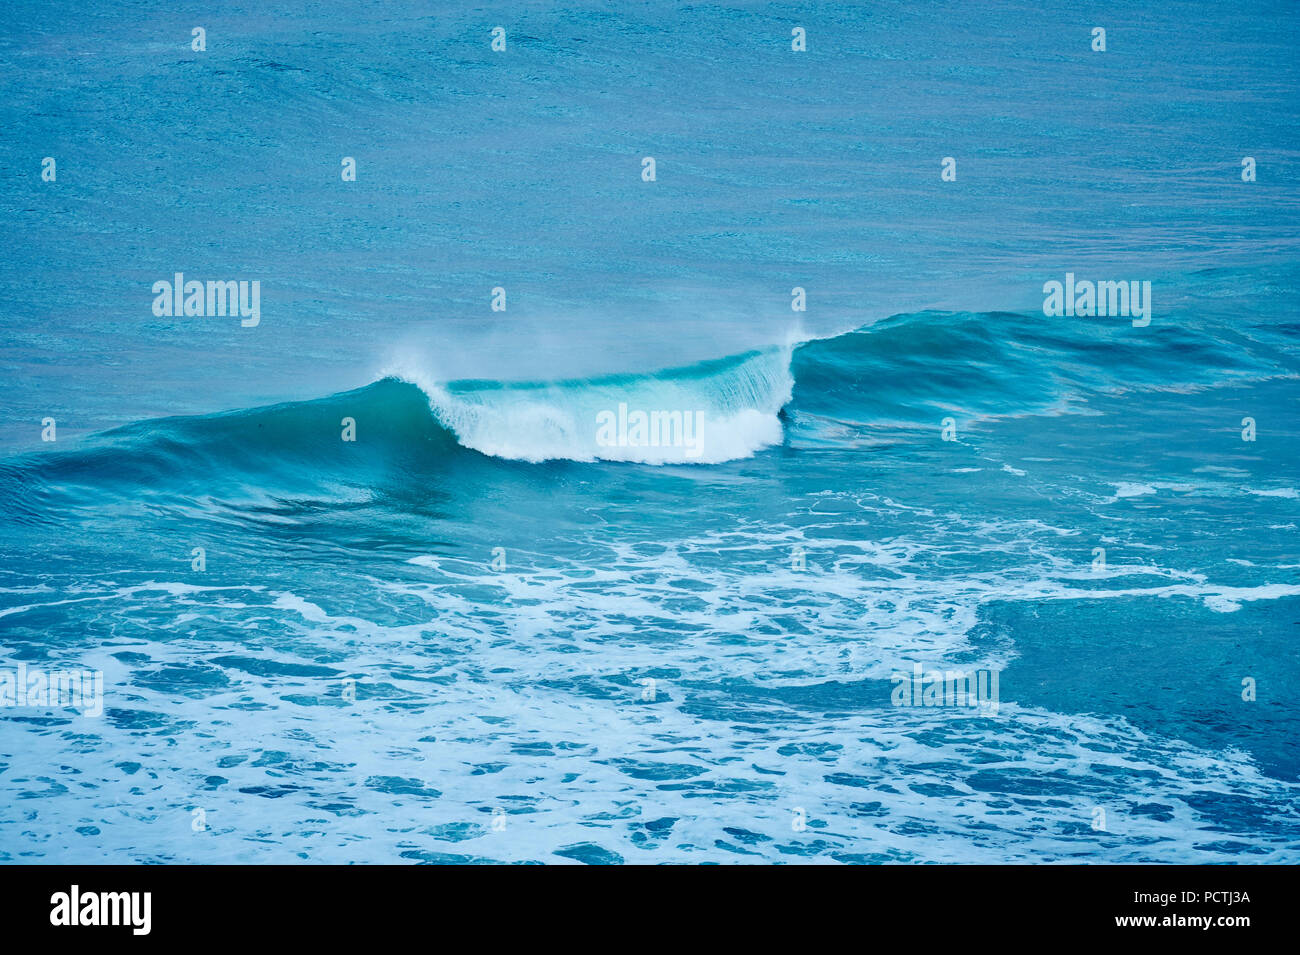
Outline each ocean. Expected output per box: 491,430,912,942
0,0,1297,863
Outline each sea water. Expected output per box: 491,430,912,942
0,0,1297,863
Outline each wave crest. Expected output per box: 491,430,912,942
391,348,794,464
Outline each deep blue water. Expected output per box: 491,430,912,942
0,1,1297,863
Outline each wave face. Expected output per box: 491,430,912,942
15,289,1283,489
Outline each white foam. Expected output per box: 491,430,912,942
1112,482,1157,498
386,349,793,465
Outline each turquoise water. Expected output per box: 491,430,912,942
1,1,1298,862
